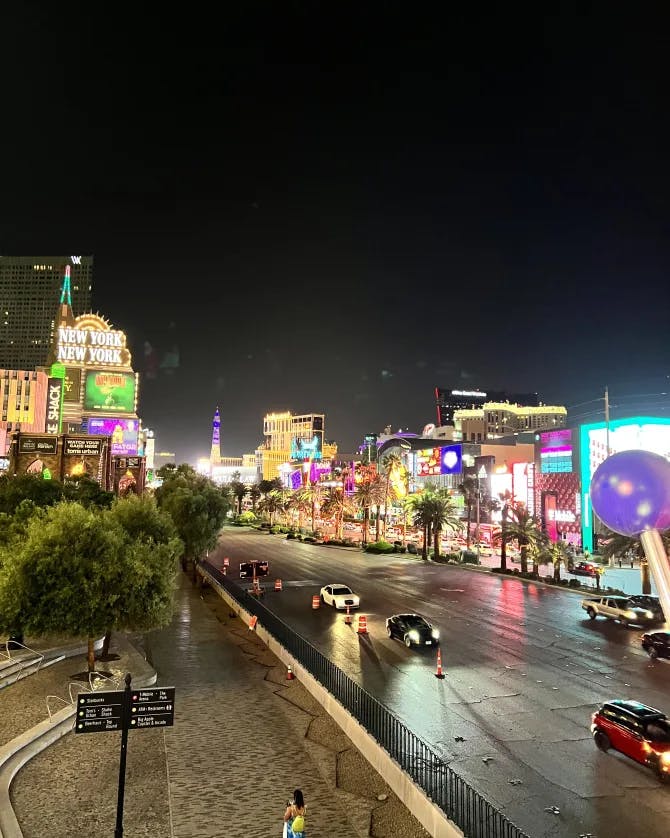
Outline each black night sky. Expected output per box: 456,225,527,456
2,5,670,463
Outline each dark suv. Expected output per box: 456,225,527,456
591,699,670,783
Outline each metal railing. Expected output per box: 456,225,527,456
201,561,530,838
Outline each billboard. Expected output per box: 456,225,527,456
84,371,136,413
19,436,58,455
290,434,323,461
540,428,573,474
416,445,462,477
63,367,82,403
580,417,670,551
64,437,103,456
87,417,139,456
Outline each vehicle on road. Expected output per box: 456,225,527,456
475,542,493,556
591,699,670,783
386,614,439,647
239,560,269,578
628,595,665,622
319,584,360,610
581,596,656,627
571,561,600,577
642,631,670,660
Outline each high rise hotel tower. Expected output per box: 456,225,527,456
0,255,93,369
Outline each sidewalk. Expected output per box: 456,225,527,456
5,574,431,838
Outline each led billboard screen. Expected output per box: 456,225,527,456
290,434,323,461
416,445,462,477
540,428,573,474
580,417,670,551
87,417,139,456
84,371,136,413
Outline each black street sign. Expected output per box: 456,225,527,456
130,687,175,728
75,690,124,734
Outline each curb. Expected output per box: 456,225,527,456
0,637,104,692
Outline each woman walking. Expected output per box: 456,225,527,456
283,788,306,837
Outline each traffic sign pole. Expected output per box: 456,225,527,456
114,673,132,838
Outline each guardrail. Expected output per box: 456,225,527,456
202,560,530,838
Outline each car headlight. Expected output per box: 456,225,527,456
659,751,670,765
431,629,440,639
408,630,420,641
645,610,654,618
624,610,636,619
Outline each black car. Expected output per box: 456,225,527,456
629,595,665,623
642,631,670,660
386,614,439,647
239,560,269,578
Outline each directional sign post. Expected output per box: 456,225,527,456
75,673,175,837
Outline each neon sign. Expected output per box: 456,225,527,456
55,314,132,368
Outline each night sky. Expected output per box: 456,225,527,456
2,5,670,463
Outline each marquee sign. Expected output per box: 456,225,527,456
55,314,132,368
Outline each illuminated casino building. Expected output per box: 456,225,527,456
6,265,144,492
259,410,337,483
434,387,540,427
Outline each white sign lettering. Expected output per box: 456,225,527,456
70,255,82,264
56,326,128,367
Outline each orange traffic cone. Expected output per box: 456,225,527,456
249,616,258,631
223,556,230,567
286,665,295,680
357,614,368,634
275,578,282,592
435,647,445,679
345,605,352,625
312,595,320,609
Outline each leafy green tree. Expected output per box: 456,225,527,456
496,490,513,571
155,467,230,567
410,494,432,560
0,502,126,672
63,476,115,508
505,503,546,574
0,474,63,514
288,488,311,531
547,540,571,583
380,454,403,539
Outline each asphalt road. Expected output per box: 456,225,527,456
210,528,670,838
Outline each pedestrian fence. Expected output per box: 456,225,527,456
201,560,531,838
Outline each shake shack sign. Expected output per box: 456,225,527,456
45,377,63,434
19,436,58,455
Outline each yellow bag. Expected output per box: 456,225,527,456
292,814,305,832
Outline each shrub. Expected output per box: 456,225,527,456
568,578,581,588
461,550,479,564
407,543,418,554
365,540,395,554
302,536,317,544
286,532,296,540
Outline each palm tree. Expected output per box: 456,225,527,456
411,494,433,560
249,483,261,512
497,490,513,571
458,477,478,547
229,480,247,515
601,529,670,595
353,477,384,544
288,489,311,531
548,541,571,583
428,495,463,560
380,453,403,539
320,487,353,540
505,502,546,574
258,489,284,526
300,482,322,533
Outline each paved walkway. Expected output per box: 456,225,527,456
146,575,430,838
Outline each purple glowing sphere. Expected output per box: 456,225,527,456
590,450,670,537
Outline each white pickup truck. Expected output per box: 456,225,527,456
581,596,656,627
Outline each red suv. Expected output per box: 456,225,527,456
591,699,670,783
